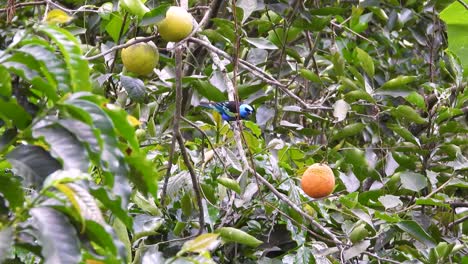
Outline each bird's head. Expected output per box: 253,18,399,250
239,104,255,119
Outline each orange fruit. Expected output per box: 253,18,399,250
301,163,335,198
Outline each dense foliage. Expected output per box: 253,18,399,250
0,0,467,263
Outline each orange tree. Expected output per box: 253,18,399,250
0,0,466,263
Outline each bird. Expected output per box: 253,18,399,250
199,101,255,121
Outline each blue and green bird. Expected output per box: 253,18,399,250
200,101,255,121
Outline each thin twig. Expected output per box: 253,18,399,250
448,214,468,228
180,116,227,168
363,252,401,264
253,171,343,245
188,37,314,109
0,1,45,13
160,136,176,206
174,46,205,235
86,35,157,61
397,175,456,214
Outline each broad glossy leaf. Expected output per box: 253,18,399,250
333,99,350,122
33,121,89,171
400,171,427,192
179,233,221,254
396,220,436,248
7,145,62,186
120,75,147,103
216,227,262,247
355,47,375,77
440,2,468,76
380,76,417,90
38,25,91,92
141,4,170,26
56,183,105,224
89,186,133,230
193,80,227,102
331,123,365,141
85,220,128,261
392,105,427,124
378,195,403,209
30,207,80,264
343,240,370,260
217,177,241,194
0,66,11,97
0,173,24,210
3,52,57,101
387,123,420,146
65,98,131,205
0,97,32,130
245,37,277,50
19,38,71,93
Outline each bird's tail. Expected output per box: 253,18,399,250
199,102,214,109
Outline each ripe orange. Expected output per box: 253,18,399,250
301,163,335,198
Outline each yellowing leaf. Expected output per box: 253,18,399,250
46,9,73,25
127,115,141,127
179,233,221,255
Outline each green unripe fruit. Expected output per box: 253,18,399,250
349,223,369,243
121,38,159,76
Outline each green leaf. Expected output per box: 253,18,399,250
0,66,11,97
181,192,192,217
3,52,57,101
332,123,366,141
396,220,436,248
355,47,374,77
344,90,375,103
378,194,403,209
33,121,90,172
193,80,227,102
387,124,420,146
106,12,131,43
299,68,321,83
217,177,241,194
19,38,72,93
120,0,150,19
141,4,170,26
343,240,371,260
400,171,427,192
7,145,62,186
84,220,128,261
89,186,133,230
120,75,147,103
380,76,417,90
216,227,263,247
38,25,91,92
179,233,221,255
415,198,450,209
0,97,32,130
103,103,140,150
65,97,131,205
440,1,468,76
245,37,278,50
406,91,426,110
0,173,25,210
30,207,81,264
392,105,428,124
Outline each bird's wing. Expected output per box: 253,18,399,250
215,101,238,117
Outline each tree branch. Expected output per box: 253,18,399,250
174,46,205,235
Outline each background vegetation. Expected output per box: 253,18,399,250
0,0,467,263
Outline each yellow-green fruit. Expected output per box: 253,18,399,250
157,6,193,42
121,38,159,76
